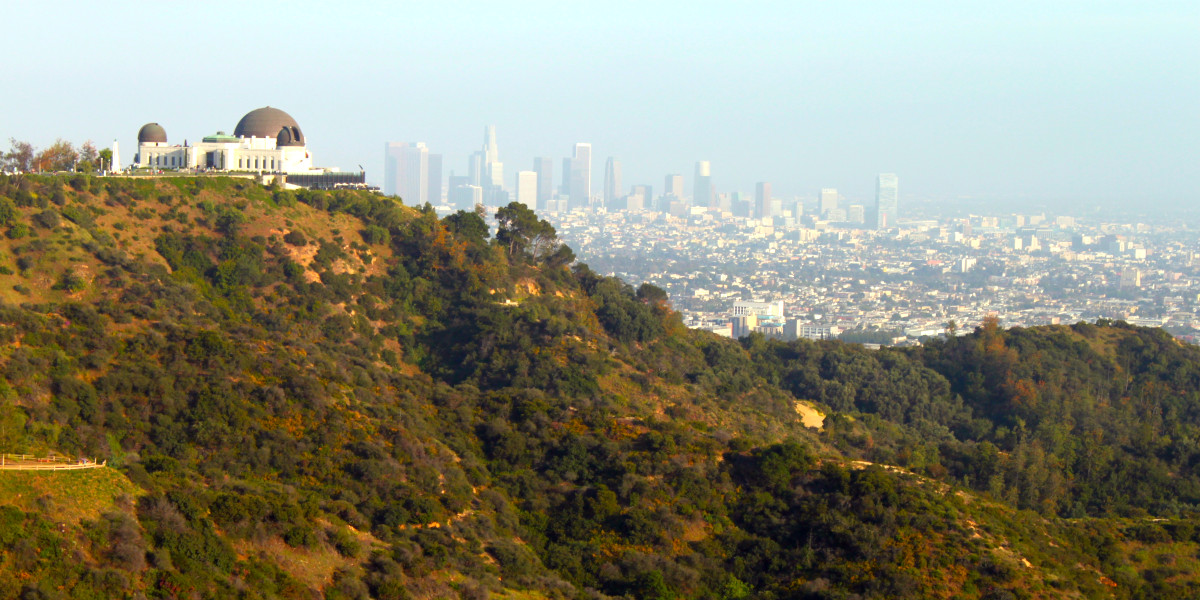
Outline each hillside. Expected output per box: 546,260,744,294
0,174,1197,599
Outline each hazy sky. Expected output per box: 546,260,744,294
3,1,1196,207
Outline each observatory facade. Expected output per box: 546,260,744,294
134,107,320,174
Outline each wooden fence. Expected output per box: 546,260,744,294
0,454,106,471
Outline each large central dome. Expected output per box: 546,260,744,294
234,106,303,142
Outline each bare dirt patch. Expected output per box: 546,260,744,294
794,401,826,430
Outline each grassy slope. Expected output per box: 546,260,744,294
0,468,141,523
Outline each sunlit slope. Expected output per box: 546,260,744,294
0,174,1196,598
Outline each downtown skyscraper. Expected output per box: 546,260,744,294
693,161,713,208
603,157,622,206
384,142,436,204
516,170,538,210
533,157,554,212
569,143,592,212
819,188,839,217
756,181,773,220
875,173,899,229
482,125,503,189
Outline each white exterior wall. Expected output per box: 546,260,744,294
136,142,189,169
138,138,314,173
731,300,785,318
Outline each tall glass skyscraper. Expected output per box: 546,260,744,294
569,143,591,212
875,173,899,229
756,181,772,219
603,157,622,206
482,125,503,189
693,161,713,207
534,157,554,211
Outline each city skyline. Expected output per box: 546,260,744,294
1,2,1193,208
395,125,906,211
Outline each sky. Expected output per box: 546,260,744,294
2,1,1197,208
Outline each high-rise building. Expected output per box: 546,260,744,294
755,182,772,219
875,173,898,229
482,125,503,189
819,188,838,216
631,185,652,212
449,183,482,210
384,142,432,203
534,157,554,211
384,142,406,196
664,174,683,199
560,157,572,198
427,154,442,205
603,157,622,205
569,143,591,211
623,192,643,212
400,143,429,204
483,125,499,164
693,161,713,207
847,204,865,224
468,151,485,186
486,161,504,190
732,192,751,218
448,174,476,210
516,170,538,209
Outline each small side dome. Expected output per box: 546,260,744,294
276,125,305,147
138,123,167,144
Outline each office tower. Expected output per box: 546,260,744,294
848,204,865,224
427,154,442,205
716,192,732,212
516,170,538,209
569,143,591,211
693,161,713,207
755,182,772,219
486,161,504,189
111,140,120,172
603,157,622,205
819,188,838,216
534,157,554,211
385,142,431,203
664,174,683,199
561,157,573,198
400,143,429,204
483,125,498,164
631,185,652,211
468,151,485,186
384,142,406,196
482,125,503,189
791,199,805,217
622,193,641,212
875,173,898,229
448,174,473,210
732,192,751,217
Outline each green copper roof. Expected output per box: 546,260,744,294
202,132,239,143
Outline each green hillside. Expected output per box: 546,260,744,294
0,173,1196,599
